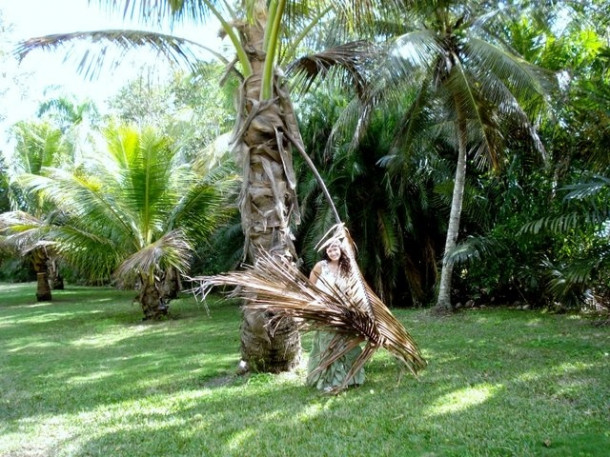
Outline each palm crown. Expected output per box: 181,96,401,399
19,124,237,318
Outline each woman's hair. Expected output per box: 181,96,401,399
322,242,351,276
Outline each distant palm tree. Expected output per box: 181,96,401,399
36,95,101,166
0,120,71,300
351,1,552,312
0,211,55,300
20,124,237,319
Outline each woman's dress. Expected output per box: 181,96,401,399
306,261,365,390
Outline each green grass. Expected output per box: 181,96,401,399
1,282,608,457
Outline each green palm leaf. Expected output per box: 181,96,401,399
16,30,223,79
17,125,233,299
0,211,50,255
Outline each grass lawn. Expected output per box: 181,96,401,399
1,282,608,457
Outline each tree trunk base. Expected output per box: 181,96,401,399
240,309,301,373
140,281,169,320
52,275,65,290
430,305,453,317
36,272,52,302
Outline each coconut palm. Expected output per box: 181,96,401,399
17,0,382,371
1,99,100,293
0,211,56,300
20,123,237,319
339,1,553,312
0,120,72,300
36,95,101,167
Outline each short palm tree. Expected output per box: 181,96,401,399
0,120,72,300
21,124,237,319
0,211,56,300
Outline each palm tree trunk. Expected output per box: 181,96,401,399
233,5,301,372
139,274,168,320
161,266,181,300
36,273,52,301
48,256,64,290
435,109,468,313
32,248,52,301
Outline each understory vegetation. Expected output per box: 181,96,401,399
1,283,608,457
2,1,609,314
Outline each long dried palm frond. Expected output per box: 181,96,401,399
190,224,427,392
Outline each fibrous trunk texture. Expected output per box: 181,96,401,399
161,266,182,300
139,276,168,320
33,248,52,301
48,256,64,290
233,10,303,372
36,272,52,301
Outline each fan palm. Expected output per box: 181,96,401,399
20,124,237,319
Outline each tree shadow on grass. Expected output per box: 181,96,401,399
64,353,610,457
1,287,240,425
46,336,610,457
2,290,609,457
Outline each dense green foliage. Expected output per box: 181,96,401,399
1,1,608,312
107,62,237,163
0,154,9,213
1,283,608,456
0,4,607,455
293,1,609,310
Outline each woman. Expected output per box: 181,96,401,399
306,239,365,392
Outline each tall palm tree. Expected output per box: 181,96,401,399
17,0,377,371
20,124,237,319
347,1,553,312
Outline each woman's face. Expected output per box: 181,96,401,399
326,243,342,261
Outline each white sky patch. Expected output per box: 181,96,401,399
0,0,223,148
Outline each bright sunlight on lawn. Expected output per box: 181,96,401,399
1,282,608,457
